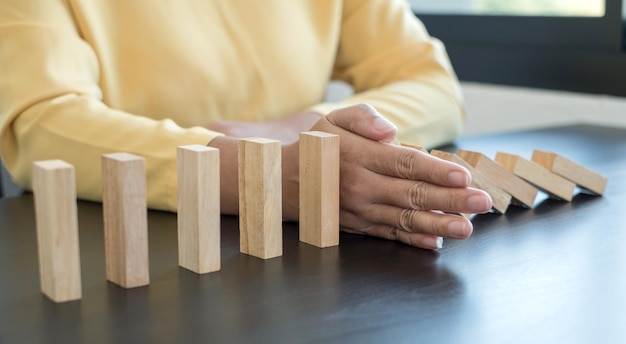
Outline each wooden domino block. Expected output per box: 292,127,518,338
33,160,82,303
430,150,511,214
238,138,282,259
531,150,607,195
457,150,538,208
299,131,340,248
177,145,220,274
102,153,149,288
495,152,576,201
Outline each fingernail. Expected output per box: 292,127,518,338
448,220,470,238
372,117,397,133
467,194,492,213
423,236,444,250
448,171,470,187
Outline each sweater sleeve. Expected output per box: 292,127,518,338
310,0,465,149
0,1,218,211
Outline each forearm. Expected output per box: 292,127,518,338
2,94,215,211
320,0,465,149
311,77,465,149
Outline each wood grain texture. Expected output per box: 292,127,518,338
431,150,512,214
32,160,82,303
457,149,538,208
102,153,149,288
177,145,220,274
495,152,576,201
299,132,340,248
238,138,282,259
531,150,607,195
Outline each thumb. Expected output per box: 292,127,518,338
325,104,398,142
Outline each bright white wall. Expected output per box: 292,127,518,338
324,81,626,137
461,82,626,136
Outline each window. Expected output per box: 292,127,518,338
410,0,605,17
410,0,626,96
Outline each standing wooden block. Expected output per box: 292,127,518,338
33,160,82,303
531,150,607,195
495,152,576,201
177,145,220,274
299,131,340,248
430,150,512,214
238,138,282,259
457,150,538,208
102,153,149,288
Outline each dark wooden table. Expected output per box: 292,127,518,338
1,124,625,344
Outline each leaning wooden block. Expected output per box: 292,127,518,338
177,145,220,274
33,160,82,303
457,150,538,208
431,150,511,214
531,150,607,195
495,152,576,201
102,153,150,288
299,131,340,248
238,138,283,259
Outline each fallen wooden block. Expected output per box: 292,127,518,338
431,150,511,214
238,138,283,259
457,150,538,208
177,145,221,274
531,150,607,195
299,131,340,248
33,160,82,303
495,152,576,201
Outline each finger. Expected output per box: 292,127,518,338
325,104,398,142
372,175,493,213
359,224,444,250
338,203,448,249
396,230,444,250
361,203,474,239
319,109,471,188
359,143,471,188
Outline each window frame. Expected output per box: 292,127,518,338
413,0,626,96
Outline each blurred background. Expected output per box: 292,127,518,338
410,0,605,16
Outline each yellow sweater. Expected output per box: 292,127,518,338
0,0,464,211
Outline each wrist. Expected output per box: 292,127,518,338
207,135,240,215
281,140,300,221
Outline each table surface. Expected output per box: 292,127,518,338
1,124,625,344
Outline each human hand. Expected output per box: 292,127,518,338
308,104,492,250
